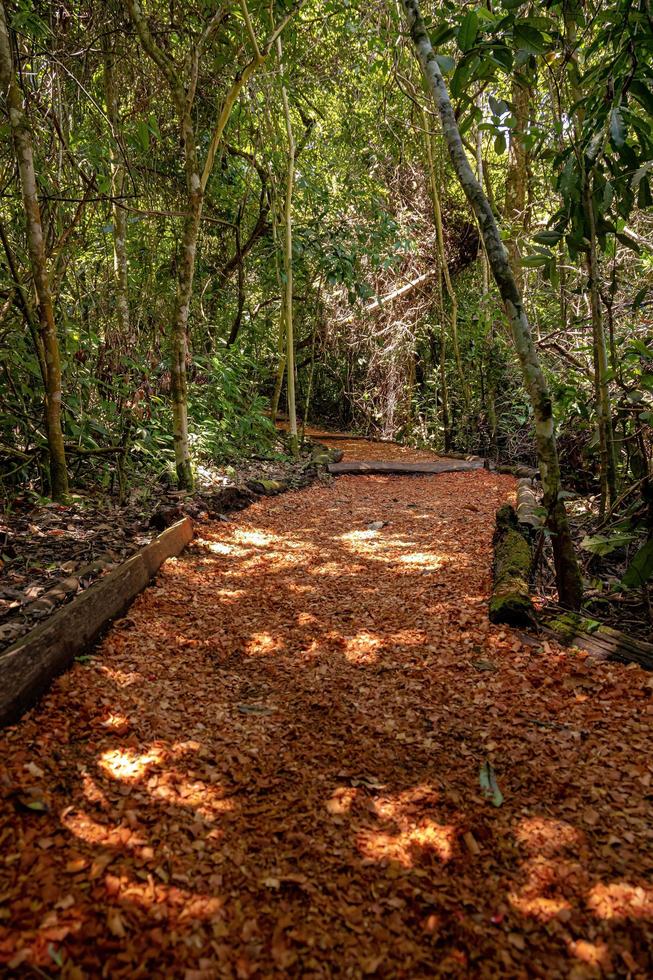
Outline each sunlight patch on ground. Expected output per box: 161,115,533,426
104,873,224,921
343,630,382,663
509,887,572,920
516,817,583,856
567,939,614,971
246,631,283,656
97,666,143,689
587,882,653,920
99,747,166,782
357,821,456,866
63,811,147,849
397,550,444,569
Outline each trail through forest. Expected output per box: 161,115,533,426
1,442,652,978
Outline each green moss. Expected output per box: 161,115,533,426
489,514,536,627
547,611,601,640
495,528,532,580
251,478,287,494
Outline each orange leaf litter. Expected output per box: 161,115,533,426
1,442,652,978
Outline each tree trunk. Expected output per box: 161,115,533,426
402,0,582,609
563,9,617,515
102,35,131,348
422,112,469,410
278,37,298,455
172,108,202,489
504,72,531,293
585,183,618,513
0,2,68,499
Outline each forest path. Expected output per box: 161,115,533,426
1,443,652,977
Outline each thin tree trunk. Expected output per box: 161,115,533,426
504,72,531,293
585,183,618,512
278,36,298,455
563,9,617,515
102,35,131,347
269,195,286,424
0,2,68,499
403,0,582,609
172,107,202,488
476,107,496,456
126,0,305,485
422,112,469,410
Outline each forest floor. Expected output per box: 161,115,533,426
0,444,326,653
1,438,653,978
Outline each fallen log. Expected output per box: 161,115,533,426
516,478,542,533
539,607,653,670
0,517,193,728
489,504,537,627
492,463,540,478
328,459,484,475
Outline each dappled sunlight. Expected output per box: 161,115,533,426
357,821,456,866
99,746,166,782
515,816,584,856
587,882,653,920
103,873,224,923
2,471,652,975
245,631,283,656
343,630,383,663
397,550,445,569
567,938,614,972
62,811,148,851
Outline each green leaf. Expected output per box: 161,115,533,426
488,95,508,117
458,10,479,52
513,23,549,54
609,107,625,148
580,532,635,556
479,761,504,807
622,538,653,588
520,254,550,267
137,120,150,152
431,23,456,45
532,230,562,246
629,80,653,116
435,54,455,74
494,132,506,154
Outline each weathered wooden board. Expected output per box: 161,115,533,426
0,517,193,727
327,459,484,475
516,478,542,531
539,606,653,670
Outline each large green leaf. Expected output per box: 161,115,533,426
622,539,653,588
458,10,479,52
609,107,626,148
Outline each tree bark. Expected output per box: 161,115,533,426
0,2,68,499
402,0,582,609
422,112,469,410
102,35,131,348
278,37,298,455
126,0,305,485
504,72,531,293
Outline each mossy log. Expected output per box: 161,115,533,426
489,504,537,627
247,478,288,495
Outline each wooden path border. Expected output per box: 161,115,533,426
327,459,484,476
0,517,193,728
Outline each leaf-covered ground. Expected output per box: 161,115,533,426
1,443,652,977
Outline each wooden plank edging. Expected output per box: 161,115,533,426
327,459,485,476
0,517,193,728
